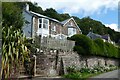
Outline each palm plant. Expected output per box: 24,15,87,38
1,26,30,79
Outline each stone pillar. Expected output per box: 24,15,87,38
55,50,59,69
33,55,36,76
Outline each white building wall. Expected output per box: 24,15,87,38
22,11,33,38
37,28,49,37
36,18,49,38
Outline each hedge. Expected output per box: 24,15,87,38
68,34,120,59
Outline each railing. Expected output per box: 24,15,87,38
40,38,75,51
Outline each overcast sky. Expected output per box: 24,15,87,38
30,0,119,32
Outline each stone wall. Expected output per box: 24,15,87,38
35,50,119,77
58,51,119,75
17,50,119,77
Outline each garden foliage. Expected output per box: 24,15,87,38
68,34,120,58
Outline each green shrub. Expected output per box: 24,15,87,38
66,66,77,73
64,72,82,80
64,65,118,79
68,34,120,59
80,67,91,73
104,42,118,58
69,34,93,55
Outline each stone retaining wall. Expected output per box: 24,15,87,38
17,50,119,77
35,50,119,76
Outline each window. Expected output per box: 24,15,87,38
73,28,76,34
70,22,73,26
51,23,56,31
51,26,56,31
43,19,49,29
68,28,76,36
39,18,49,29
39,18,42,28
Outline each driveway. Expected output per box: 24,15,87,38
88,69,120,80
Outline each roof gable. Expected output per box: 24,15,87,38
61,18,81,32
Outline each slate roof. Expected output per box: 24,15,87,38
24,10,81,33
61,18,70,25
87,32,112,42
87,32,102,39
28,11,61,24
102,34,109,40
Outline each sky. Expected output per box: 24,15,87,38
30,0,119,32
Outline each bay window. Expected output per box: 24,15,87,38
68,28,76,37
39,18,49,29
43,19,49,29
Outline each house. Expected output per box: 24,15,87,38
22,4,81,40
87,32,114,44
87,32,102,40
61,18,82,37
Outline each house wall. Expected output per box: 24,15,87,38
49,21,62,38
65,19,76,28
22,11,33,38
63,19,81,36
33,16,39,37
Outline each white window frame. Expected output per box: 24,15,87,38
38,18,49,29
43,18,49,29
68,28,76,36
38,18,43,29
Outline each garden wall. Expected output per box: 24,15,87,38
32,50,119,77
17,50,119,77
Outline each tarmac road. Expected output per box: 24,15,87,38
88,69,120,80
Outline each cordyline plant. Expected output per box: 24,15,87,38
1,26,30,79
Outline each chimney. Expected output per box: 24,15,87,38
25,3,29,11
118,28,120,32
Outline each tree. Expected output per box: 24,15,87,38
69,34,93,55
2,2,24,30
44,8,63,21
27,2,44,15
60,13,70,21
